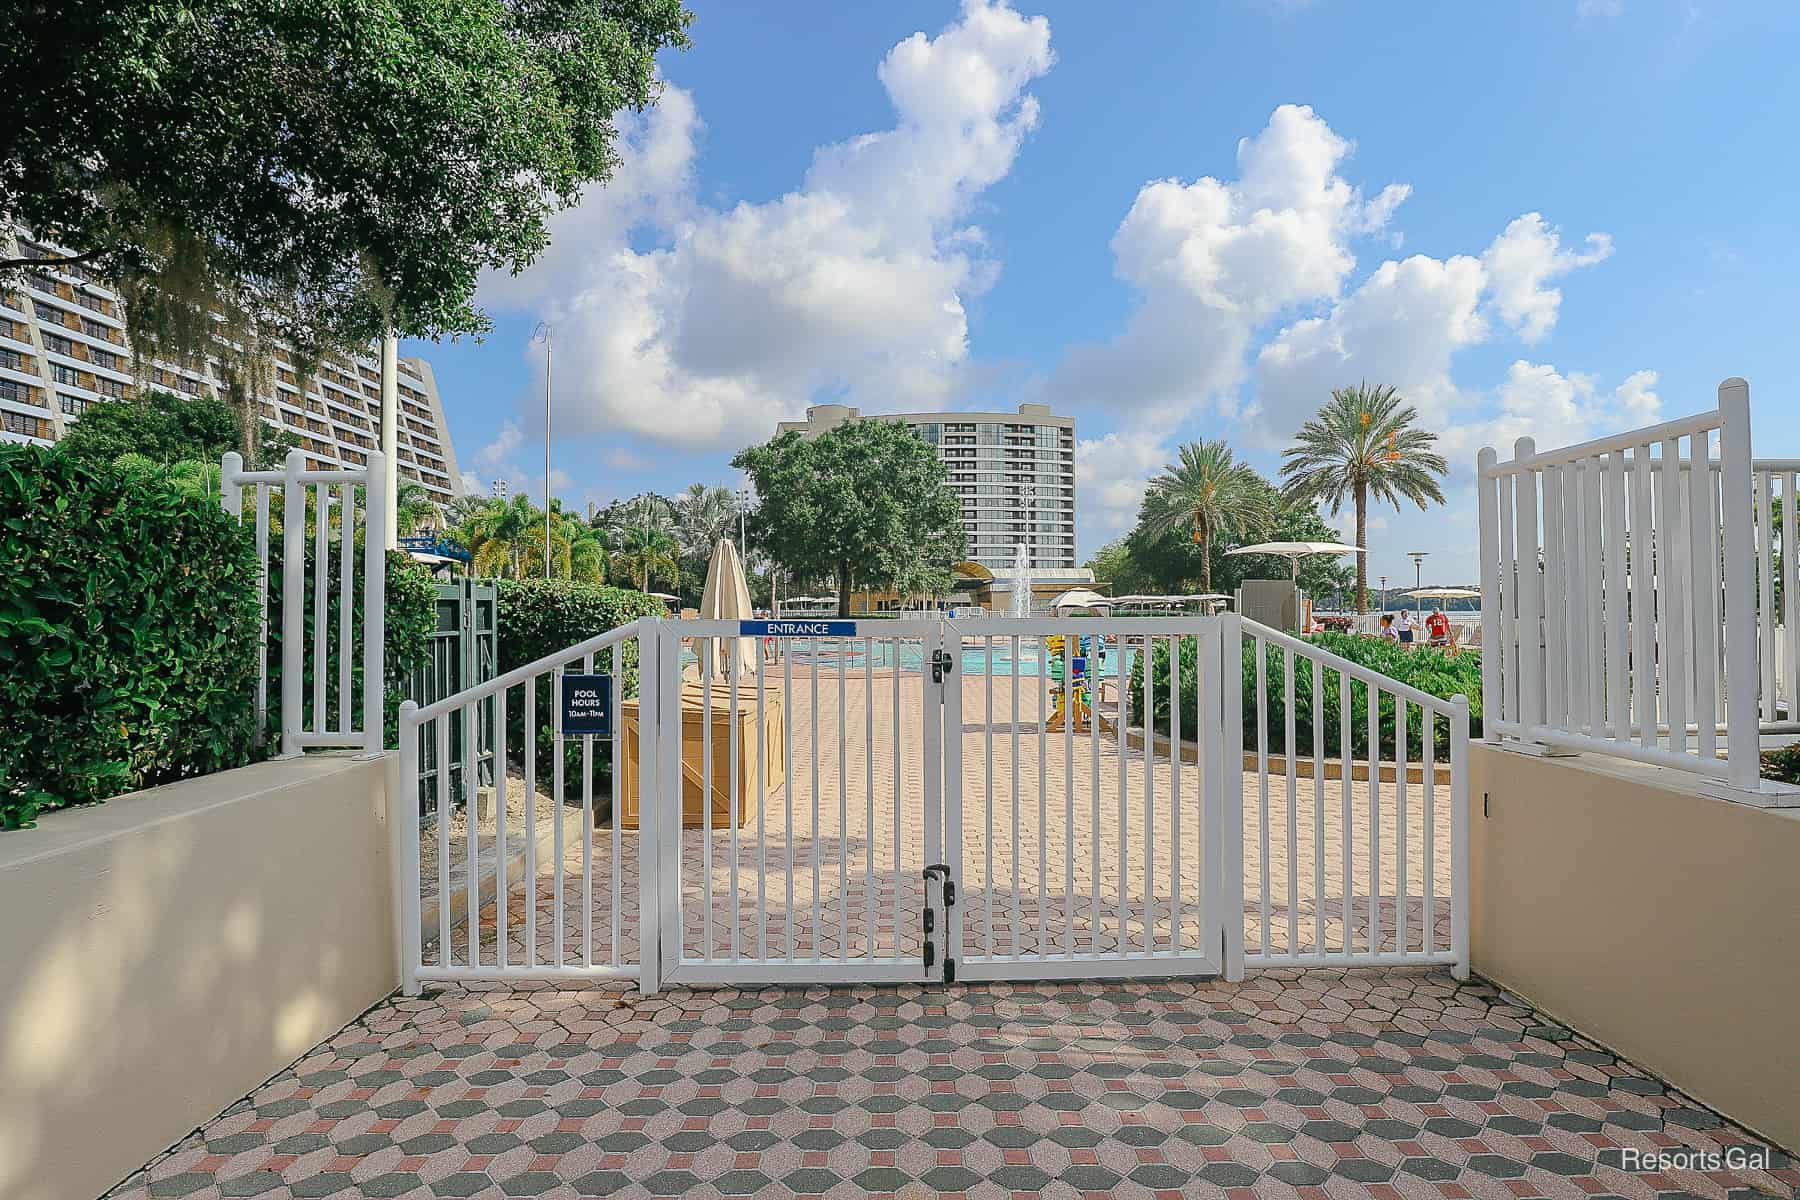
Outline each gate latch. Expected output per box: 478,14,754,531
930,649,955,684
922,864,956,984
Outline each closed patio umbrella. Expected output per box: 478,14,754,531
698,539,758,680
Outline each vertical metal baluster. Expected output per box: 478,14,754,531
552,671,565,965
337,483,353,734
838,635,849,962
1116,633,1128,957
313,483,328,733
464,700,479,967
1063,630,1075,957
1313,657,1325,957
865,636,875,959
255,486,270,740
1367,683,1381,955
1423,706,1436,955
1396,696,1409,955
758,640,770,961
496,686,508,969
1012,634,1022,958
1142,634,1155,956
1256,638,1270,957
703,640,715,964
613,648,625,966
1339,669,1352,958
1284,647,1298,957
985,636,995,957
580,652,594,967
437,717,451,965
1089,630,1102,954
891,640,901,960
525,679,537,967
810,639,821,961
1038,631,1048,953
1169,632,1182,953
784,638,795,960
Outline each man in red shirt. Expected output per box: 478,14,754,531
1425,608,1451,646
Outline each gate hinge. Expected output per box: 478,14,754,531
930,649,954,684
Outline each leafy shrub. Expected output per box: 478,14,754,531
0,447,261,827
1761,743,1800,785
262,546,437,750
1128,630,1483,761
495,579,665,799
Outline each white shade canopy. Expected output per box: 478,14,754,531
1227,540,1366,582
698,539,757,678
647,591,681,602
1404,586,1481,600
1049,588,1113,613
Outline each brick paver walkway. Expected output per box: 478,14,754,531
108,971,1795,1200
437,672,1453,972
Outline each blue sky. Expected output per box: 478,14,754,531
410,0,1800,588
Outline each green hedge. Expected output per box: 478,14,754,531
262,546,437,750
495,579,665,801
0,448,261,828
1128,631,1482,761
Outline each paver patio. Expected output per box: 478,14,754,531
107,971,1795,1199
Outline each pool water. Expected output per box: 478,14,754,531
747,638,1136,678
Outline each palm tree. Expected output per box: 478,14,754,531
612,523,681,593
462,494,535,578
1138,439,1275,593
1280,382,1448,612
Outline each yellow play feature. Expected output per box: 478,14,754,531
1043,633,1113,734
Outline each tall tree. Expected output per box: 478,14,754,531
1,0,690,456
734,420,966,617
1280,382,1448,612
611,524,681,593
1136,439,1274,593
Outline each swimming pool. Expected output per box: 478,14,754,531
750,637,1136,678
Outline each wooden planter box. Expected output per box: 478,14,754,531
616,689,784,829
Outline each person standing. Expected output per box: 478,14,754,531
1425,607,1450,646
1394,608,1414,645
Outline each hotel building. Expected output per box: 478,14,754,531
0,230,463,502
776,402,1077,572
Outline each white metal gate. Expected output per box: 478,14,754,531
397,613,1468,994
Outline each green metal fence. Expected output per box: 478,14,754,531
406,578,498,818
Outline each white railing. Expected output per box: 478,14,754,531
398,619,657,992
1236,619,1469,977
1750,461,1800,730
1478,378,1763,790
220,449,387,756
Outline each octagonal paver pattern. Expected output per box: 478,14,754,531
107,971,1794,1199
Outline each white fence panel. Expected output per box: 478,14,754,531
1235,621,1469,978
1478,379,1765,791
398,619,656,991
221,449,386,755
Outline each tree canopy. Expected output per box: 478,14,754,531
0,0,692,346
733,420,966,617
52,389,294,468
1281,382,1447,612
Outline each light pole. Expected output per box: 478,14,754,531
1408,551,1427,621
1379,575,1387,613
531,322,554,580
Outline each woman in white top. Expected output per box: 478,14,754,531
1393,609,1414,645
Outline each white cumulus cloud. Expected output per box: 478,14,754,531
480,0,1055,450
1049,104,1410,424
1480,213,1614,343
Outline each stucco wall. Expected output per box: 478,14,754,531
1468,744,1800,1151
0,754,398,1200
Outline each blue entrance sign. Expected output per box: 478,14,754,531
740,619,857,637
560,673,612,737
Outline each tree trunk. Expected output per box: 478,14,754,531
1354,480,1368,613
1199,528,1212,593
837,560,852,618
